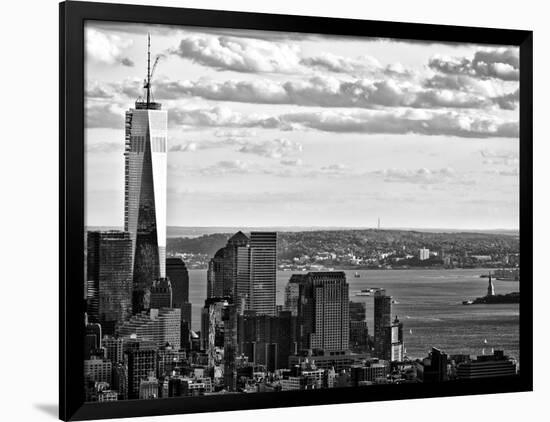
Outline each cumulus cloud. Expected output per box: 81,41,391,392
169,106,518,138
199,159,252,176
480,149,519,166
300,53,382,75
170,106,285,129
214,129,256,138
238,138,302,159
169,34,302,73
280,158,303,166
170,137,301,160
151,75,510,110
86,28,134,66
169,137,242,153
301,53,415,79
492,89,519,110
280,109,519,138
86,82,115,99
429,47,519,81
424,74,518,110
87,100,517,138
86,104,123,129
168,34,420,77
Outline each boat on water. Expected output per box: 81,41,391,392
391,299,399,304
462,300,474,305
354,272,361,278
354,287,382,297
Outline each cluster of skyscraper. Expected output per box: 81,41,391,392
199,231,409,393
84,55,194,400
82,42,517,402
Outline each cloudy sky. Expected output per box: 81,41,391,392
84,21,519,230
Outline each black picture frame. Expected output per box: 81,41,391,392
60,1,533,420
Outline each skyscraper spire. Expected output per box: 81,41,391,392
139,33,161,109
146,33,151,106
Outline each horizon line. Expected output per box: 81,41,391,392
86,224,519,232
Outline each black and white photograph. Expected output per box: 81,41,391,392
82,19,522,403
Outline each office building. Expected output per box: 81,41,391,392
237,310,296,371
157,346,186,377
457,350,517,379
112,363,128,400
124,341,158,400
150,277,172,308
84,318,103,359
349,301,369,352
222,303,238,391
166,257,191,323
417,347,449,383
84,356,112,385
117,308,181,350
350,361,390,385
419,248,430,261
349,320,369,352
207,232,250,299
249,232,277,316
349,301,367,322
389,316,404,361
166,257,189,303
97,390,118,402
124,38,168,313
103,336,125,364
297,272,349,352
207,232,251,313
281,369,325,391
86,231,133,334
289,350,369,373
139,376,159,399
235,239,251,314
374,290,392,359
284,274,306,316
166,257,192,349
205,231,276,316
200,297,230,366
207,249,226,298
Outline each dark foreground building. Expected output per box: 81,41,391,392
456,350,517,379
374,289,392,360
296,272,350,352
86,231,133,334
166,257,192,348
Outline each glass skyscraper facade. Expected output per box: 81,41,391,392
124,99,167,313
250,232,277,316
206,231,277,316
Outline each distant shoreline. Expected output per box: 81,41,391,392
86,226,519,237
185,266,519,274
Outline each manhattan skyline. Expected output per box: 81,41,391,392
82,24,520,403
85,22,519,231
